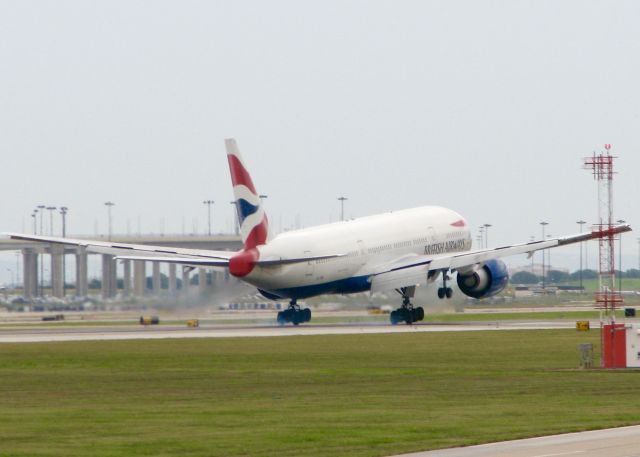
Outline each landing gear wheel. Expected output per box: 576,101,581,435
437,287,445,299
277,300,312,325
445,287,453,299
390,287,424,325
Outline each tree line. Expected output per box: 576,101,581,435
511,269,640,285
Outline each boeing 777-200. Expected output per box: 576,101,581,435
5,139,631,325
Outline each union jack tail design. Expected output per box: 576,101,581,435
226,138,270,249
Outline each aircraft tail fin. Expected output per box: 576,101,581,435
225,138,270,249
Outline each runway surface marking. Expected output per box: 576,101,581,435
391,424,640,457
0,321,575,343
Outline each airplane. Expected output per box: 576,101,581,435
5,139,632,325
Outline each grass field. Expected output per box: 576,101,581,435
1,330,640,457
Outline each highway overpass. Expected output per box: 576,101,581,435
0,234,243,299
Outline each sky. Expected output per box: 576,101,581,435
1,0,640,283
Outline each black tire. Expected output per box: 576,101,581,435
437,287,445,299
445,287,453,299
277,311,286,325
303,308,311,322
390,310,399,325
413,306,424,322
401,308,412,325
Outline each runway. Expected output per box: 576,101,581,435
0,320,577,343
393,424,640,457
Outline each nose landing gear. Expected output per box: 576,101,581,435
277,299,312,325
390,286,424,325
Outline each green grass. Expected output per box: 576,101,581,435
1,331,639,457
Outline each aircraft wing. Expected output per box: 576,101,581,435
113,253,345,267
3,233,344,268
2,233,234,260
369,224,632,293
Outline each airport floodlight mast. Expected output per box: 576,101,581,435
583,144,623,366
203,200,214,236
59,207,68,237
46,207,56,235
337,196,348,221
31,211,37,235
104,202,115,241
59,207,68,296
37,205,45,235
577,220,587,291
540,222,549,289
230,201,239,235
37,205,45,296
483,223,492,248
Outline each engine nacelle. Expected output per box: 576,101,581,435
456,259,509,299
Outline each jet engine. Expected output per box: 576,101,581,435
456,259,509,299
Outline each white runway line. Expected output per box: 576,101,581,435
0,321,574,343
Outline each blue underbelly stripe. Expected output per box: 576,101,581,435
260,275,371,299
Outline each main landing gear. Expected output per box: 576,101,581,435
390,286,424,325
277,299,312,325
437,272,453,299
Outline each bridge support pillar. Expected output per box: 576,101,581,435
75,248,88,297
22,248,38,299
198,268,207,294
51,246,64,298
168,264,177,295
123,260,131,296
101,254,117,298
152,262,161,294
181,267,190,294
133,260,146,296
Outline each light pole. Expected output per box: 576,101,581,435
60,207,68,296
617,219,625,294
337,196,348,221
483,224,492,248
104,202,115,241
547,234,552,280
31,211,37,234
37,205,45,296
478,226,484,248
577,220,586,292
37,205,45,235
259,194,268,203
203,200,215,236
530,236,535,273
46,206,56,235
230,201,239,235
540,222,548,289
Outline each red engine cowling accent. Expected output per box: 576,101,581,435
229,249,259,277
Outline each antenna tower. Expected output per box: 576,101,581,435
583,144,623,367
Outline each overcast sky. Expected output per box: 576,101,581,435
1,1,640,282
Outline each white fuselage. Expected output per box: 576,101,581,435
244,206,472,299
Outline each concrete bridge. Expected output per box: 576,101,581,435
0,234,243,299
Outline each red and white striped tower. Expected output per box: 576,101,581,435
583,144,624,368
